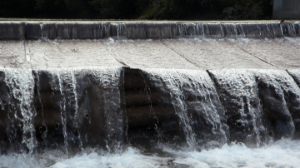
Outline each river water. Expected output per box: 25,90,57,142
0,139,299,168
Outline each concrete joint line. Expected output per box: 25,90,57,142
24,41,31,62
159,39,199,69
24,40,33,69
100,40,130,68
115,58,129,67
226,40,279,69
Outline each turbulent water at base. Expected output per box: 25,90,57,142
0,139,299,168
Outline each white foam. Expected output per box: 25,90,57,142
165,139,300,168
50,148,169,168
1,139,300,168
49,139,300,168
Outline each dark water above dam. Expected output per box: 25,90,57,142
0,21,300,167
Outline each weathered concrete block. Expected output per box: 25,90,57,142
294,23,300,37
182,23,203,37
25,23,41,40
41,23,56,39
240,23,283,38
111,23,180,39
56,24,74,39
0,23,25,40
94,23,111,39
146,23,177,39
56,23,96,39
221,24,238,38
112,23,147,39
280,23,300,37
72,24,95,39
268,23,284,38
203,24,223,38
242,24,264,38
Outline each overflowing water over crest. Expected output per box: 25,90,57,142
0,20,300,167
1,64,300,168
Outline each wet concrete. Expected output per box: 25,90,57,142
0,21,299,40
0,38,299,70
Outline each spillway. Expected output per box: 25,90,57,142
0,20,300,167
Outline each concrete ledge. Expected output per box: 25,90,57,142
41,23,56,39
0,21,299,40
56,23,95,39
25,23,41,40
0,22,25,40
281,23,300,37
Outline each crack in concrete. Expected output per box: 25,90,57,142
159,39,200,69
115,58,129,67
101,40,130,67
23,40,27,62
226,39,279,69
24,40,33,69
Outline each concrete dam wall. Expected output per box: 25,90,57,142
0,21,300,159
2,67,300,155
0,21,299,40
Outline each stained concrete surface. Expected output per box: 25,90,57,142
0,38,299,70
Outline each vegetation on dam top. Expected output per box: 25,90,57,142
0,0,273,20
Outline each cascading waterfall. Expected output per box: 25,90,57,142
70,71,83,150
1,67,300,167
0,20,300,167
90,68,124,152
56,71,69,156
145,69,198,148
0,21,299,41
2,69,37,154
0,68,124,154
140,69,229,149
208,70,268,147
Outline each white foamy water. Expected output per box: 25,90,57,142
50,148,170,168
1,139,300,168
166,139,300,168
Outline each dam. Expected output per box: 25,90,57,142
0,20,300,167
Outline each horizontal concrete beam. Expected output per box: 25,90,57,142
0,38,299,70
0,21,299,40
0,22,25,40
